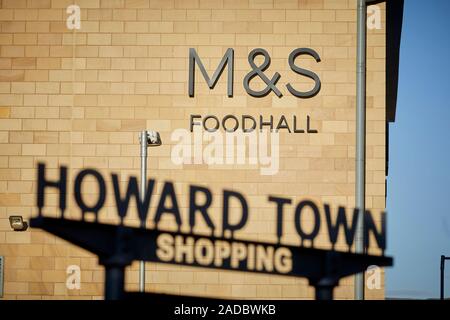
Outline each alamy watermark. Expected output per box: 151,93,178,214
366,265,381,290
66,5,81,30
171,128,280,175
368,5,382,30
66,265,81,290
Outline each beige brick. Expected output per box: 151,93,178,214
97,46,121,57
36,58,61,69
13,56,38,69
11,82,35,94
35,106,59,118
28,0,51,8
198,21,223,34
38,9,63,21
171,22,196,34
99,70,123,82
25,46,50,57
135,57,160,69
236,34,260,46
2,104,25,118
0,70,24,81
87,33,112,45
86,58,111,70
30,283,54,295
136,8,162,20
9,131,33,143
111,82,134,94
248,21,273,33
124,46,148,57
111,58,135,70
232,284,257,298
123,94,146,106
298,21,323,34
0,9,14,20
0,82,11,93
0,107,10,118
73,0,100,8
324,47,348,58
261,9,285,21
186,9,210,20
196,0,220,8
311,10,335,21
28,21,50,33
112,8,137,21
49,46,73,58
5,282,29,295
125,0,149,8
24,95,48,106
1,46,25,57
324,22,348,34
0,93,22,106
13,33,37,45
21,144,46,155
0,119,21,130
34,132,59,143
48,95,73,107
6,232,32,244
174,0,198,9
2,22,26,32
0,35,13,46
274,22,298,34
162,9,186,20
149,21,173,33
100,22,125,33
125,21,149,33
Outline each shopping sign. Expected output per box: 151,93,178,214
31,163,393,299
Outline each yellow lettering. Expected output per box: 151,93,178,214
230,242,247,268
274,247,292,273
156,233,174,262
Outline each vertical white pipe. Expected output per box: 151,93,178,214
355,0,367,300
139,131,148,293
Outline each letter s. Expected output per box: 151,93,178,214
156,233,174,262
286,48,321,98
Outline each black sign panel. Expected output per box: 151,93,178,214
31,217,392,283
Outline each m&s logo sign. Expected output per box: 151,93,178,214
188,48,321,98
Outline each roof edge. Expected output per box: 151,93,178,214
386,0,404,123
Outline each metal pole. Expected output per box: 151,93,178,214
139,130,148,293
104,266,125,300
441,255,446,300
355,0,367,301
315,285,334,301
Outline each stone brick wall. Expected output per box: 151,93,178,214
0,0,387,299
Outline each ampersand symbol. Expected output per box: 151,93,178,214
243,48,282,97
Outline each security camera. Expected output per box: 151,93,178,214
146,131,162,146
9,216,28,231
140,130,162,147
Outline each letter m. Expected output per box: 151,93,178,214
188,48,234,97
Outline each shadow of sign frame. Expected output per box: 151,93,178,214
32,163,393,300
30,216,393,300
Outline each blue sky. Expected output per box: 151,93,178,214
386,0,450,299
